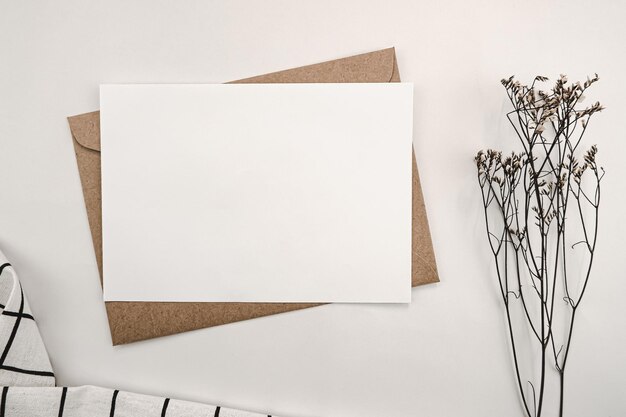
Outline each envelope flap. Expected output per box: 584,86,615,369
234,48,398,84
68,111,101,152
67,48,398,153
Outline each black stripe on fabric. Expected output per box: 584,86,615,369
58,387,68,417
0,386,7,417
0,288,25,368
214,406,221,417
109,390,119,417
2,311,34,321
0,263,11,276
0,304,4,310
161,398,170,417
0,365,54,377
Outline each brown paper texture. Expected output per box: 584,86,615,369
68,47,439,345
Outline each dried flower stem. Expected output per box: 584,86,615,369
476,75,604,417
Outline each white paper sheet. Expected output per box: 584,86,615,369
100,83,413,303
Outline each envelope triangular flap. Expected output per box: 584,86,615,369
234,47,398,84
68,48,398,154
68,111,102,152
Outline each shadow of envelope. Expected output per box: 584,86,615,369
67,47,439,345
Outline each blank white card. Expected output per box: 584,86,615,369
101,83,413,303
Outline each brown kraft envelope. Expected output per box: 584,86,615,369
67,47,439,345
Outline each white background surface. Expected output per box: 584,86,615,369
101,84,412,303
0,0,624,416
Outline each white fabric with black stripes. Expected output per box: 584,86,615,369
0,250,277,417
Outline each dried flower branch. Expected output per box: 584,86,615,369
476,75,604,417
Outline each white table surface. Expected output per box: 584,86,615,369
1,1,624,416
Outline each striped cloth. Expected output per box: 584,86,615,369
0,251,278,417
